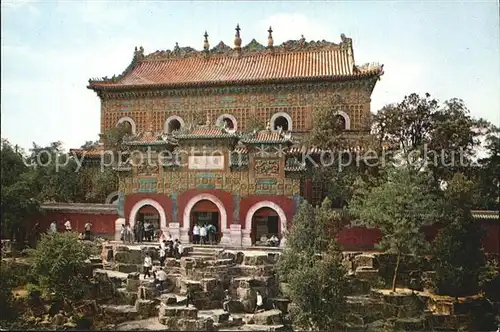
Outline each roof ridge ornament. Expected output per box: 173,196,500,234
203,31,209,52
267,26,274,49
234,24,242,56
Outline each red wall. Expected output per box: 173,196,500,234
482,221,500,254
239,195,296,230
36,211,117,235
336,223,500,254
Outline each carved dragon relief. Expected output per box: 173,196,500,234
137,161,159,176
254,159,279,175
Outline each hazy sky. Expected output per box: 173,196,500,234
1,0,499,151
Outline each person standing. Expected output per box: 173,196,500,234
185,286,195,308
144,221,151,242
64,219,72,232
154,267,168,292
84,221,92,240
199,224,207,245
222,290,231,312
192,224,200,244
138,220,145,243
143,253,153,279
49,221,57,234
255,291,264,312
159,245,166,267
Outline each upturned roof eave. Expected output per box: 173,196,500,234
87,69,383,92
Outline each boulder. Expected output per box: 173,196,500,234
353,254,379,270
211,310,229,323
159,305,198,319
243,254,268,266
126,278,141,292
52,313,65,326
253,309,283,325
181,257,196,269
160,294,177,305
237,287,257,313
217,250,236,261
114,248,140,265
226,300,246,314
165,257,180,267
200,278,218,292
135,299,155,318
115,263,138,273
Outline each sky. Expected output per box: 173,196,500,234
1,0,499,152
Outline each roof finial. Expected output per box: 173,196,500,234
234,24,242,49
267,26,274,48
203,31,209,51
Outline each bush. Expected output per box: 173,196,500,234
26,232,94,302
0,261,17,322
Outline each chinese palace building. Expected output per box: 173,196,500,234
83,25,385,247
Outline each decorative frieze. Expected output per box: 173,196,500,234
254,159,279,176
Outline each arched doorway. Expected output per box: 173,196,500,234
251,207,280,245
244,201,287,247
190,200,221,244
136,204,161,241
128,198,168,241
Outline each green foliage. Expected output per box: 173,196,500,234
26,232,93,302
84,167,118,203
0,139,40,241
373,94,486,181
433,173,486,297
307,101,348,150
25,141,85,203
350,167,441,291
99,122,130,150
470,130,500,210
0,261,18,322
278,198,348,330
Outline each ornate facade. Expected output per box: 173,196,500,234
86,26,383,247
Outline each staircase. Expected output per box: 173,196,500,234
187,245,221,259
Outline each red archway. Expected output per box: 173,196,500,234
251,207,280,245
190,200,222,244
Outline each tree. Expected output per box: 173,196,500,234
0,139,40,241
25,141,84,203
433,173,486,297
349,167,441,291
26,232,95,302
278,198,348,330
469,130,500,210
372,94,487,182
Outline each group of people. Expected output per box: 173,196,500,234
121,220,158,243
192,223,217,245
120,220,159,243
47,219,93,240
142,235,184,292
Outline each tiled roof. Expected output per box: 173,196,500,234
472,210,499,220
173,126,239,140
88,35,383,90
70,145,104,158
124,131,176,146
240,130,294,144
41,203,117,214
